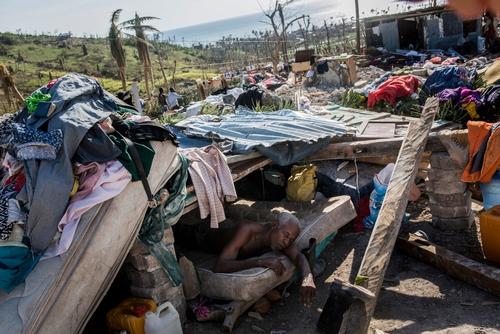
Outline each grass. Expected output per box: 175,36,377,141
0,32,217,98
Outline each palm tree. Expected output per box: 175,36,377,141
121,13,159,97
109,9,127,90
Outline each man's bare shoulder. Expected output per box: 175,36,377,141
237,222,268,235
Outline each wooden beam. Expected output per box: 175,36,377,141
307,130,467,162
340,98,438,333
397,234,500,298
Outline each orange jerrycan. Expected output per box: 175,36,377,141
480,205,500,265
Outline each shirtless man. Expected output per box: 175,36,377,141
213,213,316,307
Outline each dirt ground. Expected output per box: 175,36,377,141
183,197,500,334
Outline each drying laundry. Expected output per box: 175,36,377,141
462,121,500,184
182,145,237,228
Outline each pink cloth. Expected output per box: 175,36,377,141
182,145,237,228
42,160,131,260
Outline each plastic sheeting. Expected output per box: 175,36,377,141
176,109,353,166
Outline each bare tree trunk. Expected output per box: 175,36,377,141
171,60,177,89
157,55,169,87
355,0,361,54
119,66,127,90
143,64,151,97
324,20,332,53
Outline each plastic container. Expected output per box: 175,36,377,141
144,302,183,334
481,171,500,210
480,205,500,265
106,298,157,334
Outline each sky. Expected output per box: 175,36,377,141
0,0,439,36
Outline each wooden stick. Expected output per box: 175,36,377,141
341,98,439,333
397,234,500,298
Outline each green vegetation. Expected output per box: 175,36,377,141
0,32,217,97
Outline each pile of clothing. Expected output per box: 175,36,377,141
0,73,177,292
367,75,420,108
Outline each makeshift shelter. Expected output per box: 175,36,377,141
364,6,482,53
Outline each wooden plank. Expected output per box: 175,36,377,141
231,157,272,181
226,151,262,165
341,98,439,334
307,129,467,162
396,234,500,298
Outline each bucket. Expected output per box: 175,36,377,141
480,171,500,210
480,205,500,265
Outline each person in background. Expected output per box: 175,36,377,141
158,87,167,111
167,87,182,111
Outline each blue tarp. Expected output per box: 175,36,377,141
176,109,353,166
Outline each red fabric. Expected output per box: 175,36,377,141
46,79,58,89
367,75,420,108
430,56,442,64
4,172,25,193
353,196,370,233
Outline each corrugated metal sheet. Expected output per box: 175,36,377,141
176,109,353,154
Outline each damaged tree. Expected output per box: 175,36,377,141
262,0,307,72
108,9,127,91
121,13,159,98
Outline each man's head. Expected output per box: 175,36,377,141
159,87,164,94
169,87,175,93
270,212,300,251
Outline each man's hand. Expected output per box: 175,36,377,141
300,273,316,307
259,258,286,276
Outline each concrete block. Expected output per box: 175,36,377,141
432,214,474,231
129,240,150,256
430,152,461,170
430,204,471,219
126,267,171,288
428,191,471,207
126,253,162,272
426,180,467,194
428,168,462,183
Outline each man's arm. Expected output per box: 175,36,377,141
283,245,316,307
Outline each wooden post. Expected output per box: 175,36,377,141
397,234,500,298
339,98,438,333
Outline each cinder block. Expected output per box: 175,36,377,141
126,267,171,288
426,180,467,194
430,152,461,170
430,204,471,219
428,168,462,183
127,253,162,272
428,191,471,207
432,214,474,231
129,240,150,256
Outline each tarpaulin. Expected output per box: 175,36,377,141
176,109,352,166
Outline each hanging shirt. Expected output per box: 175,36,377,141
182,145,237,228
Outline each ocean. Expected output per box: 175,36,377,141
160,0,350,45
160,0,445,46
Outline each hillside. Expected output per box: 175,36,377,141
0,32,217,99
